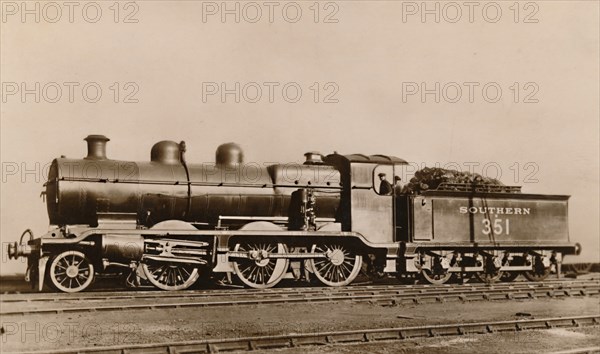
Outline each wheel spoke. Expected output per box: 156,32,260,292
176,267,185,284
241,265,252,276
181,267,191,277
170,269,177,285
248,265,259,279
173,268,179,285
157,266,168,278
340,261,352,275
321,262,334,276
259,267,266,283
167,269,173,284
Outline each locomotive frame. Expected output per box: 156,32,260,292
7,135,581,292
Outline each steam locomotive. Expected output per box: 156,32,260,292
7,135,581,292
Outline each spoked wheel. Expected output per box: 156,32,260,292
475,256,505,284
232,243,289,289
421,269,453,285
49,250,95,293
141,262,199,291
524,268,551,281
500,272,520,282
309,244,362,287
523,258,552,282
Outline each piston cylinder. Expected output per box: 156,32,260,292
101,234,144,261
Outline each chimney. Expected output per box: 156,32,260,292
84,135,110,160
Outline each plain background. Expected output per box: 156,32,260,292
1,1,598,274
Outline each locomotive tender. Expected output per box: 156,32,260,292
7,135,581,292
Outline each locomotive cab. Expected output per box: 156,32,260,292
324,153,408,245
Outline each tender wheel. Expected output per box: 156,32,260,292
141,262,199,291
309,244,362,287
232,242,289,289
523,258,551,282
524,268,551,281
49,250,95,293
475,256,505,284
421,269,453,285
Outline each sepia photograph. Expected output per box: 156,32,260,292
1,1,599,353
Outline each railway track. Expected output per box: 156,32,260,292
9,314,600,354
3,275,596,298
2,279,598,316
2,278,596,302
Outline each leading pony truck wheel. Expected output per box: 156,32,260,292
48,250,95,293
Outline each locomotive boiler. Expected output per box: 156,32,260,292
7,135,581,292
45,136,341,228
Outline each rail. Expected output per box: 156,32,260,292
9,314,600,354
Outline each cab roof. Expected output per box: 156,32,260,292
326,153,408,165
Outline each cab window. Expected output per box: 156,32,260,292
373,165,394,195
